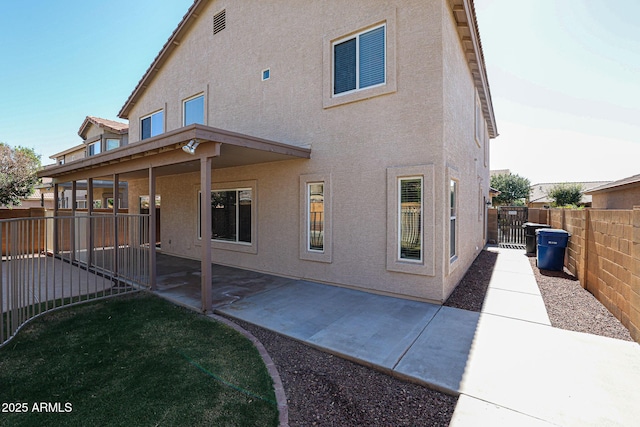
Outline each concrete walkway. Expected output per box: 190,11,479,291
216,246,640,426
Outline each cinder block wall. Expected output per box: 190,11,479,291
529,207,640,343
588,209,637,340
564,210,587,285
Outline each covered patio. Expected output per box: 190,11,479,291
153,252,295,310
38,124,311,313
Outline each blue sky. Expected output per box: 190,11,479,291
1,0,639,185
0,0,193,157
476,0,640,183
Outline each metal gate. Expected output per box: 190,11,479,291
497,206,528,248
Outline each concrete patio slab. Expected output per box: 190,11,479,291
394,307,480,394
218,280,441,370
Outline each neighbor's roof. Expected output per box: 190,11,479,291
78,116,128,139
584,174,640,194
49,143,86,160
529,181,611,204
117,0,498,137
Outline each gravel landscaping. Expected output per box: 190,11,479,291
227,247,634,426
528,256,633,341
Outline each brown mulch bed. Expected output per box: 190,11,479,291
226,248,633,426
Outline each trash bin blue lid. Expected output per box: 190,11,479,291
536,228,570,236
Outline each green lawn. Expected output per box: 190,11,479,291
0,293,278,427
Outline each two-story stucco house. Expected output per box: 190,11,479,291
48,116,129,209
39,0,497,311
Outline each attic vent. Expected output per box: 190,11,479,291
213,9,226,34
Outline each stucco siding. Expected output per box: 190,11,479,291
119,0,488,302
441,1,488,298
592,187,640,210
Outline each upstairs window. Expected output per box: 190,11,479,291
88,140,101,156
183,95,204,126
333,24,386,96
141,110,164,140
105,138,121,151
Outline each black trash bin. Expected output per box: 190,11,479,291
536,229,570,271
523,223,551,255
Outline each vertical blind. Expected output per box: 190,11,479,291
400,178,422,261
359,26,385,89
334,25,385,95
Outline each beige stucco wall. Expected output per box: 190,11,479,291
440,3,490,298
591,186,640,209
123,0,490,302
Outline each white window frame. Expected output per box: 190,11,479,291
195,180,257,255
450,179,458,262
386,165,434,276
141,110,164,140
332,23,386,97
87,140,101,156
475,91,484,148
323,9,397,109
398,176,423,263
306,182,325,253
105,138,120,151
199,188,252,245
183,94,205,126
300,173,332,263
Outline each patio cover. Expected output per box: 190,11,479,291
38,124,311,312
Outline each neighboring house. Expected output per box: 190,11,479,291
50,143,85,166
78,116,129,156
528,182,611,208
585,174,640,209
48,116,130,208
0,178,55,209
39,0,497,307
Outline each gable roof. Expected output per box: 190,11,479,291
117,0,498,137
78,116,129,139
585,174,640,194
118,0,207,119
529,181,611,204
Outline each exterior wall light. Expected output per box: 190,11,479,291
182,139,200,155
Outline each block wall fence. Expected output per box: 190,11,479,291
533,207,640,343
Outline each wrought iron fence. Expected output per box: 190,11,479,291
1,213,150,348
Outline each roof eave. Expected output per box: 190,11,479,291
451,0,498,138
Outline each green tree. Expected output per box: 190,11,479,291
546,183,584,207
0,143,41,207
490,173,531,206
